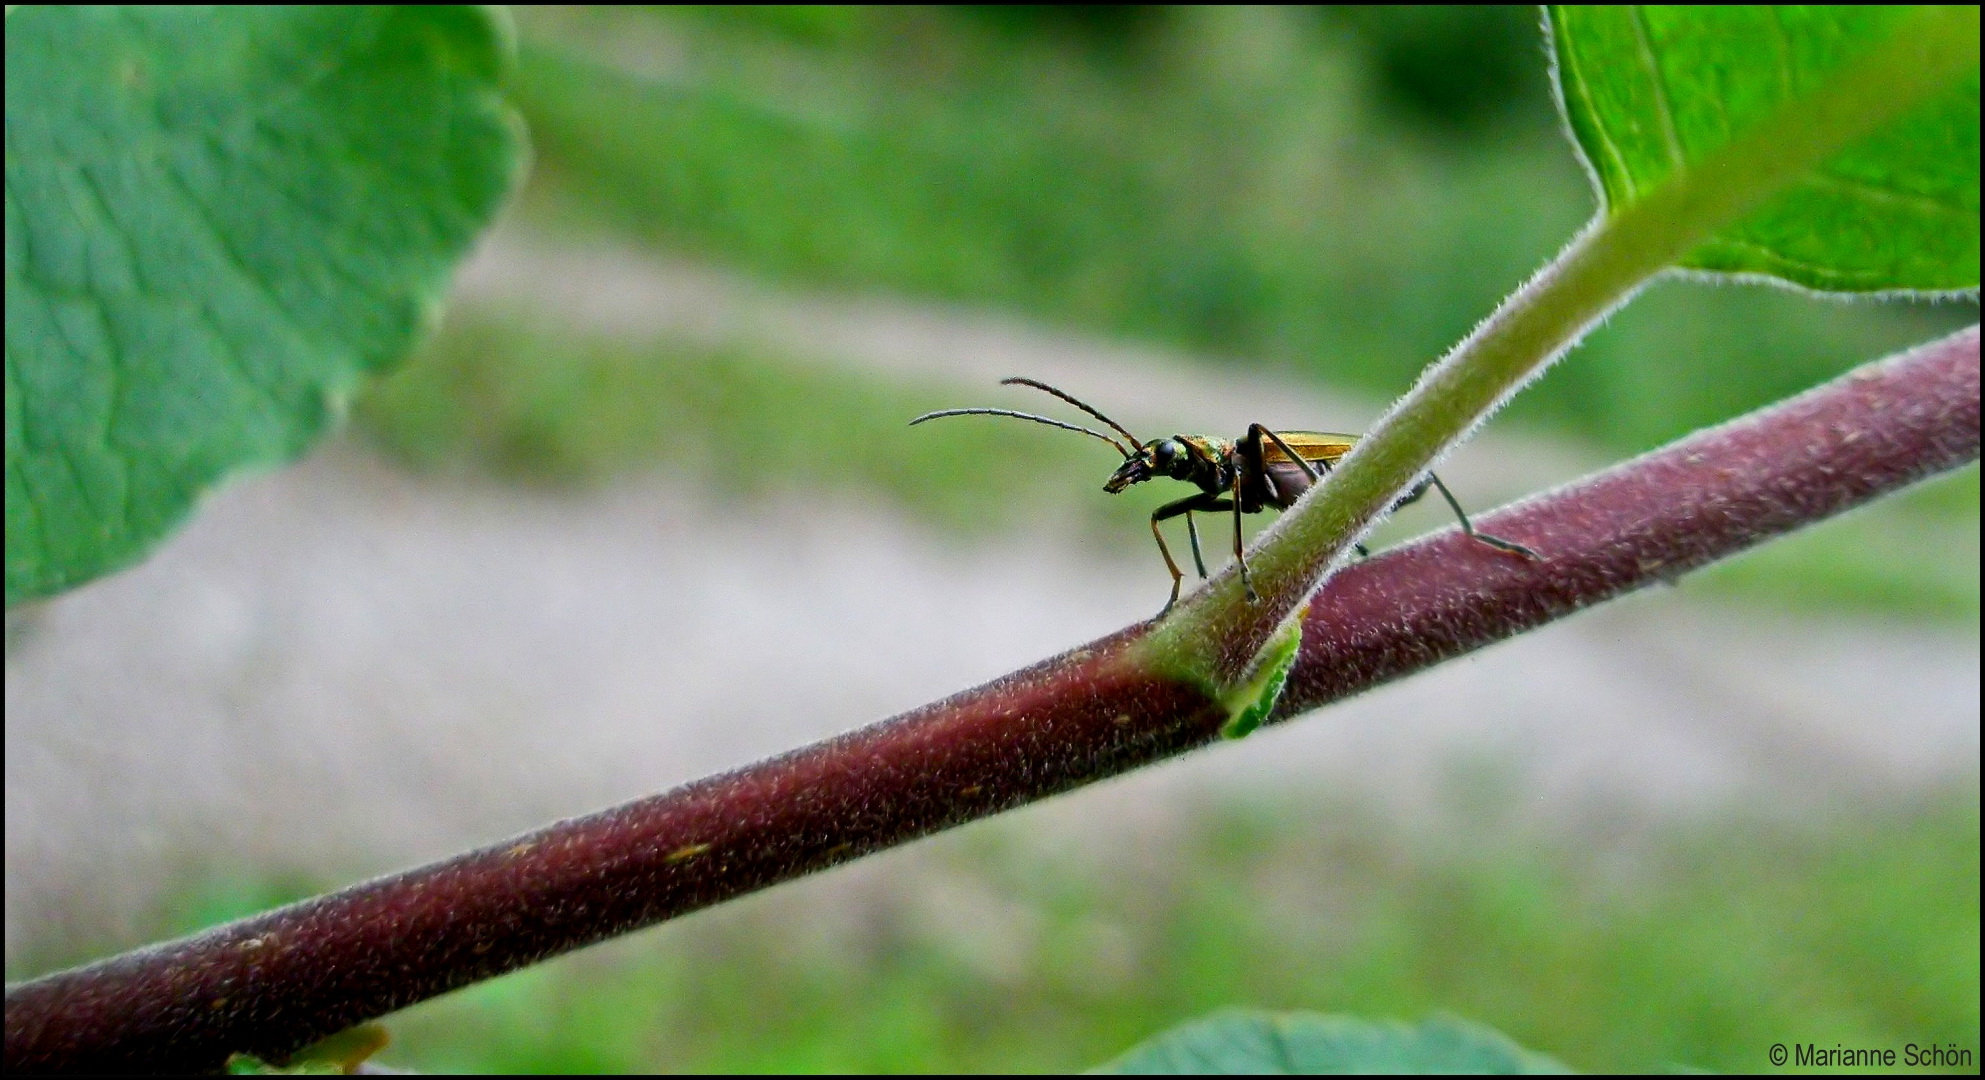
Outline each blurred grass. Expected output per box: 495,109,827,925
358,5,1976,618
355,312,1132,539
495,6,1975,452
59,782,1976,1073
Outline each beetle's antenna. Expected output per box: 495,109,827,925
909,408,1134,458
999,377,1144,450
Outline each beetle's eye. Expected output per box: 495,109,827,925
1153,442,1177,466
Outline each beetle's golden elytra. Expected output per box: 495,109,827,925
911,377,1538,614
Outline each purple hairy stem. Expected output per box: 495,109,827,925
6,327,1977,1074
1274,325,1979,715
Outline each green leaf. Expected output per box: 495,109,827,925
1093,1010,1573,1075
5,6,524,604
1551,5,1979,292
1218,612,1301,740
224,1022,389,1074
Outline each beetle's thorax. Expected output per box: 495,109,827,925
1178,434,1232,465
1178,435,1237,492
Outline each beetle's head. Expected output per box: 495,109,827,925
1105,438,1190,493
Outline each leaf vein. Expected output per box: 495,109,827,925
1628,5,1688,171
1802,172,1979,220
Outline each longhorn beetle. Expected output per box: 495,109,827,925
911,377,1538,614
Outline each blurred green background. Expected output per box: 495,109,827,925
26,6,1978,1073
362,4,1979,620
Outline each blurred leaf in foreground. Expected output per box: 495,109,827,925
1093,1010,1571,1074
5,6,525,604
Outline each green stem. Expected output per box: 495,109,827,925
1144,4,1980,686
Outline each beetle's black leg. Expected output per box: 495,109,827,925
1231,469,1257,601
1392,475,1431,510
1194,499,1236,583
1428,473,1538,559
1152,493,1226,615
1184,510,1209,580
